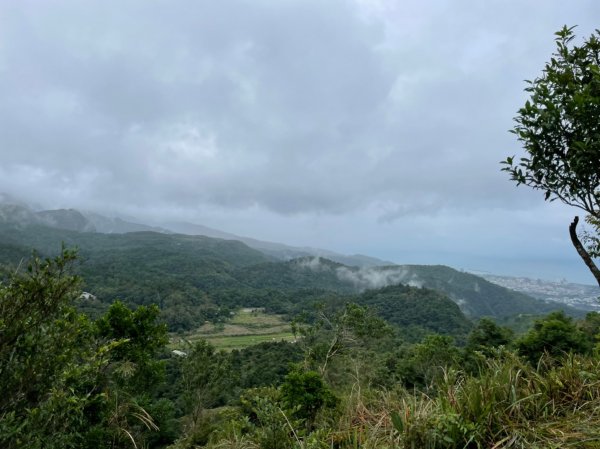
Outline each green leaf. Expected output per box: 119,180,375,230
390,411,404,433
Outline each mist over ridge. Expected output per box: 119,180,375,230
1,1,598,283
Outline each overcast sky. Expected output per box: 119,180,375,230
0,1,598,283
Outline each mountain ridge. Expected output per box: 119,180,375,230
162,220,394,267
0,197,393,268
0,198,582,324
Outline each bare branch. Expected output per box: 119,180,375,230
569,216,600,287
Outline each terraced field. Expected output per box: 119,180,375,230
172,308,295,350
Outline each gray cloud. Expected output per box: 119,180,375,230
0,0,598,282
297,256,423,290
336,264,424,290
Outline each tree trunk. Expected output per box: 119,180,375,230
569,216,600,287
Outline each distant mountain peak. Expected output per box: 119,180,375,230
0,202,95,233
36,209,96,233
0,202,38,228
82,211,169,234
162,221,394,268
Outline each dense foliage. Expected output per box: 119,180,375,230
394,265,567,318
0,250,173,448
0,220,573,334
358,284,473,341
4,24,600,448
2,248,600,448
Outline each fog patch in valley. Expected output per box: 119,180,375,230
295,256,331,271
298,256,424,291
337,265,425,291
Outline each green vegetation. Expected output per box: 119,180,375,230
387,353,600,448
357,284,473,341
0,214,589,448
189,333,296,351
169,312,600,449
391,264,573,318
516,310,591,363
280,368,337,427
466,317,513,356
0,216,586,448
173,309,295,350
4,245,600,448
4,25,600,449
0,219,572,336
0,249,175,448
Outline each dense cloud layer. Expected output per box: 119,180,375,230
0,1,598,282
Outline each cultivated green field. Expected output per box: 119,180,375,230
171,308,295,350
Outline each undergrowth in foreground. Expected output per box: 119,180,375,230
181,352,600,449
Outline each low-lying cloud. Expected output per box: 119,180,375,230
300,256,424,291
336,265,424,290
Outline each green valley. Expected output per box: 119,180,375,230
1,205,596,449
173,308,296,350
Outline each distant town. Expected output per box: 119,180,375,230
482,274,600,311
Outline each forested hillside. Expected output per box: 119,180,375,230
2,6,599,447
389,264,566,318
3,249,600,448
0,204,592,449
0,219,574,333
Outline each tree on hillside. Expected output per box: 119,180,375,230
180,340,236,423
292,302,392,377
280,368,337,429
0,249,173,449
516,311,590,363
95,300,168,393
467,317,513,356
502,26,600,286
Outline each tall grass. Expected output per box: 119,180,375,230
197,352,600,449
387,352,600,448
324,352,600,448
